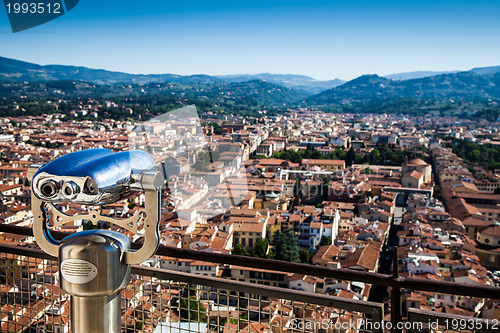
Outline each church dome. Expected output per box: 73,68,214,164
407,158,428,166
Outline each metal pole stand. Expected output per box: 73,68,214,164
28,149,162,333
59,230,131,333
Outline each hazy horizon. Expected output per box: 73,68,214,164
3,54,492,82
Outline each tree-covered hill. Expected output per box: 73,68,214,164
306,72,500,105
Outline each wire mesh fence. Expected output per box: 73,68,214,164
406,308,500,333
1,247,384,333
1,250,68,333
122,273,378,332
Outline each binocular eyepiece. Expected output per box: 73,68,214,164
38,179,88,200
39,179,59,197
31,149,159,205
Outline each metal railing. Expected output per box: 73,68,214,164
1,243,383,333
1,225,500,332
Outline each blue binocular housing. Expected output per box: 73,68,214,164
32,149,156,205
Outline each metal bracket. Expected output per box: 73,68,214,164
123,189,160,265
44,203,146,235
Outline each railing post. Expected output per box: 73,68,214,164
391,246,403,333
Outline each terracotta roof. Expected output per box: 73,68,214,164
234,223,265,233
309,221,323,229
302,159,345,165
480,225,500,237
407,158,429,166
403,170,423,180
289,274,317,284
312,245,339,264
342,244,379,271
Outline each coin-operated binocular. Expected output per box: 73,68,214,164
28,149,163,333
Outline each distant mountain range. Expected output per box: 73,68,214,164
383,71,458,81
306,71,500,105
0,56,222,85
2,56,500,107
470,65,500,76
0,56,342,95
384,66,500,81
0,77,307,107
217,73,344,94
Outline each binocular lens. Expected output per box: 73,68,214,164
40,180,59,198
62,181,80,199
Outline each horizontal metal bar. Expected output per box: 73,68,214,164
407,308,500,333
0,223,69,240
131,265,384,317
2,224,500,300
0,243,57,261
151,246,500,300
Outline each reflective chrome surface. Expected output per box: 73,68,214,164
32,149,155,205
71,294,122,333
59,230,131,296
59,230,131,333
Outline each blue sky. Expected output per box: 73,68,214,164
1,0,499,80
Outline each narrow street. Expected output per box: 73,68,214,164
368,206,404,303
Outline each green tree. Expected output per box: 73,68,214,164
345,148,355,166
179,296,206,322
369,149,380,164
299,249,313,264
253,238,269,258
228,313,248,324
135,318,144,330
206,121,222,135
232,243,250,256
320,236,332,246
272,230,300,262
361,168,374,174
